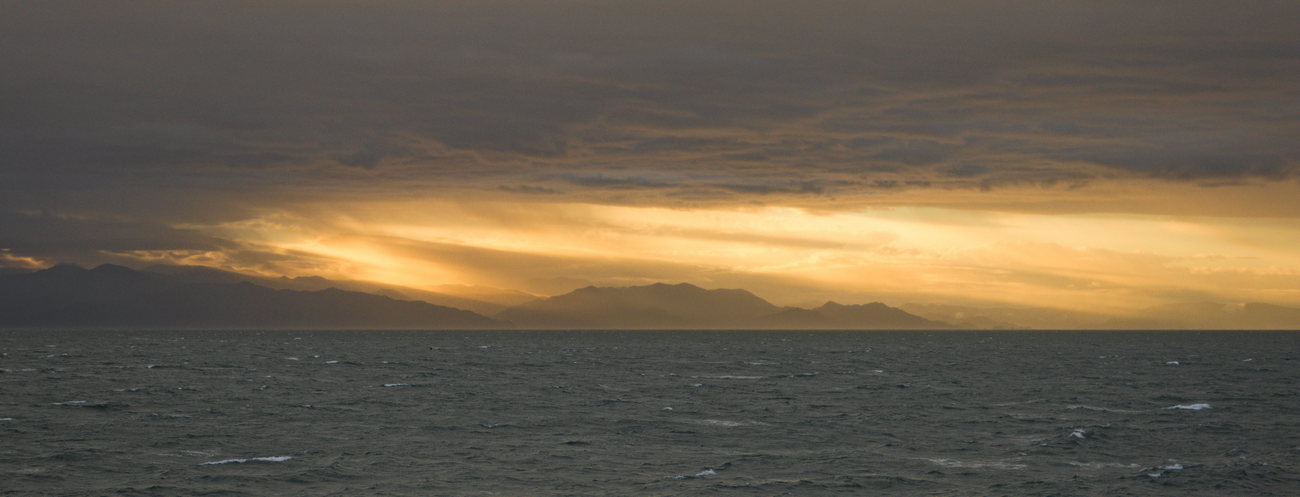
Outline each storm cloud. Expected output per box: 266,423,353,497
2,1,1295,197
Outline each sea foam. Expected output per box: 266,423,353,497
1146,463,1185,478
200,456,292,465
1165,403,1212,410
924,458,1027,470
687,419,767,427
668,469,717,479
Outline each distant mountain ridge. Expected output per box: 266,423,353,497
0,264,505,329
7,263,1293,330
1107,302,1300,330
901,301,1300,330
765,301,950,330
497,282,781,329
497,282,950,329
142,264,535,314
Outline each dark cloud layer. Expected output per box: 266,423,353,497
1,1,1297,263
0,210,229,263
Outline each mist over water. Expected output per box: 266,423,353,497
1,330,1297,496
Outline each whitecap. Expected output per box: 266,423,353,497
1070,429,1087,439
200,456,292,465
668,468,717,479
0,418,12,422
1165,361,1180,365
1067,404,1140,413
686,419,767,427
1164,403,1212,410
382,383,413,387
924,458,1026,470
697,419,744,427
325,360,339,364
698,375,764,380
1067,461,1140,470
1146,462,1184,478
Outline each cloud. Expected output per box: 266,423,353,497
0,210,231,265
1,0,1295,199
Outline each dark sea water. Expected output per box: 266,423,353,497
1,330,1297,496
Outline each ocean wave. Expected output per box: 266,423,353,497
924,458,1027,470
199,456,292,466
685,419,768,428
668,469,717,479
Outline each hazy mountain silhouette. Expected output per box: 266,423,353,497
497,282,946,329
764,301,951,329
0,264,505,329
900,303,1109,330
142,264,534,315
15,263,1288,330
498,282,780,329
1107,302,1300,330
901,301,1300,330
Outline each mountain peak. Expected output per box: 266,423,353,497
0,263,504,329
499,281,779,329
42,263,87,274
91,263,135,274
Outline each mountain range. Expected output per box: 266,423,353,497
0,264,949,330
1,263,1297,330
0,264,504,329
496,282,948,329
142,264,533,315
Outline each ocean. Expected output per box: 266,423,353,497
1,330,1297,496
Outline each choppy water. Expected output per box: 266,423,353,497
1,330,1297,496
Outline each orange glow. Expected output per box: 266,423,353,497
135,180,1300,313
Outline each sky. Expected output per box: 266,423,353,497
1,1,1297,312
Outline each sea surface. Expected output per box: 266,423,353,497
1,330,1297,496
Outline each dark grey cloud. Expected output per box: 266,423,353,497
0,0,1297,230
559,173,677,190
0,210,230,265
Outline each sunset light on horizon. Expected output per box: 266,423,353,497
1,1,1297,319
